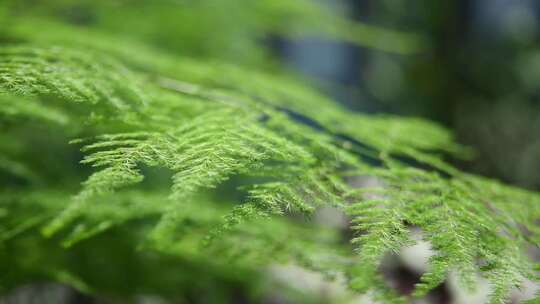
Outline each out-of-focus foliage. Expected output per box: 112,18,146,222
3,0,424,65
0,1,539,304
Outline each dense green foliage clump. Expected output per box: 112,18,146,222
0,1,539,303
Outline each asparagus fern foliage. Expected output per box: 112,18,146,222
0,2,539,303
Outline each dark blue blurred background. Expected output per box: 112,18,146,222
281,0,540,190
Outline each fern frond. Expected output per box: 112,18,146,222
0,9,538,304
0,46,147,110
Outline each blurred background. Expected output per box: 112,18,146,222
2,0,540,303
281,0,540,191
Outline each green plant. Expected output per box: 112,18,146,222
0,1,538,303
